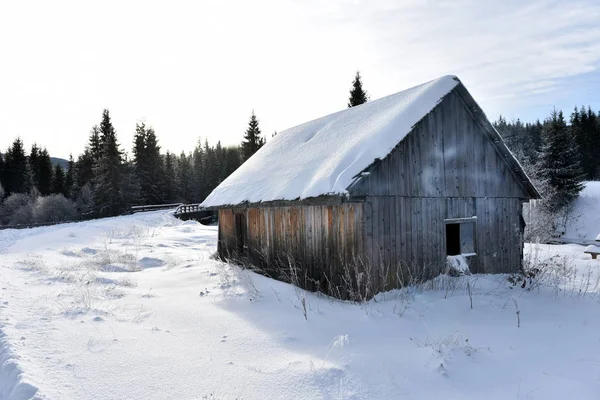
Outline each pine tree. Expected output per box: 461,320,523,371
240,112,265,162
192,141,206,202
64,155,75,199
163,151,177,202
348,70,369,108
29,144,40,191
132,122,164,204
0,152,4,196
3,138,32,196
539,110,585,211
92,109,125,217
75,150,94,192
223,146,242,178
89,125,102,161
51,164,66,196
177,152,193,203
142,126,164,204
36,148,54,196
120,159,141,208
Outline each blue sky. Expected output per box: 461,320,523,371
0,0,599,158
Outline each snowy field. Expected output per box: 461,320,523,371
1,211,600,400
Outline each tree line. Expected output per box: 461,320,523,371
494,107,600,238
0,108,266,225
0,71,368,226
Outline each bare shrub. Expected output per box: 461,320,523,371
32,194,78,223
510,244,600,298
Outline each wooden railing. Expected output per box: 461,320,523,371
173,203,203,216
0,203,208,231
130,203,183,213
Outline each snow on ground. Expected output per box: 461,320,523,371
564,181,600,240
1,212,600,399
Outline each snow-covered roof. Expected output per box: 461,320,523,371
202,75,460,207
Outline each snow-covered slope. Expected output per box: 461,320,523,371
1,212,600,399
564,181,600,240
202,76,459,207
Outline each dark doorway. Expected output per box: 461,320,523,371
446,223,460,256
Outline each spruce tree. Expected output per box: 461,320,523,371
92,109,125,217
3,138,32,196
132,122,165,204
36,148,54,196
75,150,94,191
177,152,193,203
0,152,4,195
163,151,177,202
240,112,265,162
539,110,585,211
192,141,206,202
141,126,164,204
89,125,102,161
29,144,40,190
64,155,75,199
51,164,66,196
348,70,368,108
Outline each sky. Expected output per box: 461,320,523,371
1,0,599,159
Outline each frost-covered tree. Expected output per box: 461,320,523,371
348,70,368,108
0,192,34,225
241,111,265,162
32,194,78,223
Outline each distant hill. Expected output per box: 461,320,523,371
0,154,69,170
51,157,69,169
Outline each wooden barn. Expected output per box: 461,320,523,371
201,75,540,299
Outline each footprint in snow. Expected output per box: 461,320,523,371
92,316,104,322
221,335,228,342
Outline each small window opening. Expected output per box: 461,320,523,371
446,224,461,256
446,220,476,256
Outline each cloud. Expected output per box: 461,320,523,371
314,0,600,111
0,0,598,157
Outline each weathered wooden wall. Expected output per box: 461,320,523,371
364,196,523,278
353,89,528,276
218,203,364,296
350,90,530,199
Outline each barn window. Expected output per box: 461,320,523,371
445,218,476,256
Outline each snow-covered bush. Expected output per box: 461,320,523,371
0,192,34,225
76,183,94,216
32,194,78,223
